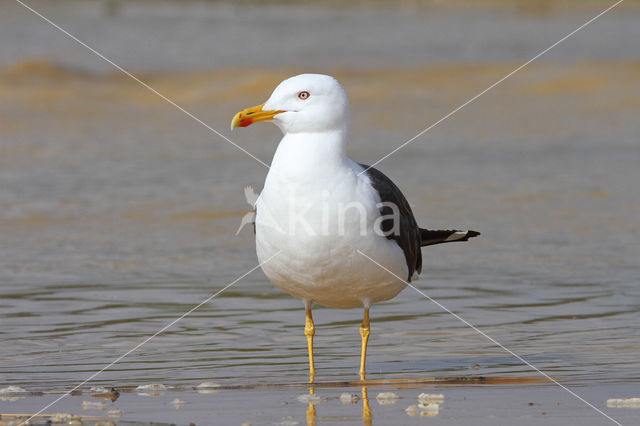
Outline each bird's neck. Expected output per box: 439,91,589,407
270,130,350,178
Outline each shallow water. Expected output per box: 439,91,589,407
1,1,640,425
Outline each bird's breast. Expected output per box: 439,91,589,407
254,164,408,308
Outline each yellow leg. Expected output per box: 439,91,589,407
359,307,370,380
305,305,316,383
306,387,317,426
361,386,372,425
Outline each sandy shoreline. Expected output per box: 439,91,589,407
2,380,639,425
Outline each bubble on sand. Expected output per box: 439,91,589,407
606,398,640,408
418,403,440,416
406,403,440,417
274,421,299,426
108,408,123,418
82,399,108,410
49,412,80,422
376,392,399,405
196,382,221,394
171,398,185,409
0,386,27,401
417,393,444,404
0,395,26,402
136,383,167,396
90,387,120,401
296,394,327,404
339,392,360,404
196,382,221,388
0,386,27,394
136,383,167,391
405,404,420,416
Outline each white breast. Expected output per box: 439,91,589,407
255,132,408,309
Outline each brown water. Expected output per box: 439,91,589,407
1,1,640,425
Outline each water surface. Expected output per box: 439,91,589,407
1,1,639,424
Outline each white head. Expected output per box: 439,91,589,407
231,74,350,134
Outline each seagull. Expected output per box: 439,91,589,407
231,74,479,383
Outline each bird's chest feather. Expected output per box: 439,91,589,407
256,164,379,246
255,163,378,280
253,134,408,307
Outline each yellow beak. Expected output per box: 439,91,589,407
230,103,285,130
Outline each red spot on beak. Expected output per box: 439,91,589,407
239,118,253,127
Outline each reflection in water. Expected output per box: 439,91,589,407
305,386,372,426
361,386,372,426
306,387,316,426
301,382,450,423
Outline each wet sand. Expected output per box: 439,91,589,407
2,380,639,425
1,1,640,425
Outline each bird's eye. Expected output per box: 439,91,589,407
298,91,310,100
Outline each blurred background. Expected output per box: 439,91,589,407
1,0,639,424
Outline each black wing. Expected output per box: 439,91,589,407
420,229,480,247
360,164,422,281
